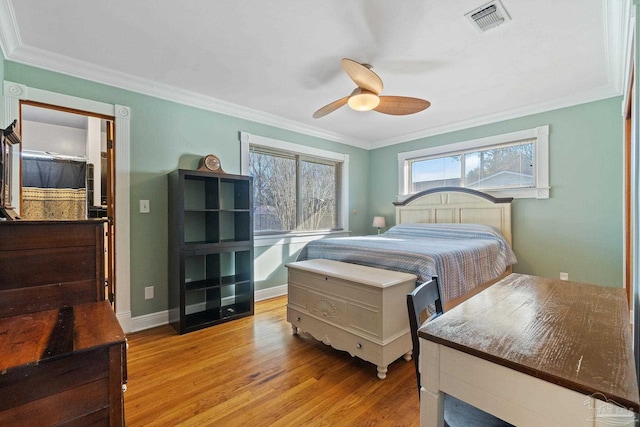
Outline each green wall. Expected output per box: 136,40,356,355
0,50,4,124
3,58,625,320
254,241,310,291
4,61,370,317
369,97,624,287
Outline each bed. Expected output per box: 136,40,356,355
287,187,517,378
297,187,517,308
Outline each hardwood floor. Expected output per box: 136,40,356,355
124,296,420,426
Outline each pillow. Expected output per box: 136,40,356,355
384,223,505,241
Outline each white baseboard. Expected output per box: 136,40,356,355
129,310,169,333
128,285,288,333
116,310,133,334
255,284,287,301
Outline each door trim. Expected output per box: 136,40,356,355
3,80,132,332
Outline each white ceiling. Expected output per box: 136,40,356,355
0,0,632,149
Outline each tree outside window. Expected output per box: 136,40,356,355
249,147,339,233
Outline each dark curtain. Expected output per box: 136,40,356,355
22,158,86,189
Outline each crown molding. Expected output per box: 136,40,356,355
603,0,633,94
619,0,636,115
0,0,20,58
7,43,371,149
0,0,631,152
6,39,622,152
374,0,633,148
369,84,621,149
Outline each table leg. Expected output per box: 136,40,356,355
420,339,445,427
420,388,444,427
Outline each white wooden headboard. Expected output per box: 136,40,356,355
393,187,513,245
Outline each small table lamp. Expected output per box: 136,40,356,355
372,216,386,234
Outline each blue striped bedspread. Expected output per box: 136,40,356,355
297,223,517,304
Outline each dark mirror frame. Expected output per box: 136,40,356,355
0,120,22,220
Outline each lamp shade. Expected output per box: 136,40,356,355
348,89,380,112
372,216,386,228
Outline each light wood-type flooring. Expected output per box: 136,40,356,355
124,296,420,426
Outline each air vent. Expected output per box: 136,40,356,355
465,0,511,33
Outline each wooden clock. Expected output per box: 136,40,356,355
197,154,225,173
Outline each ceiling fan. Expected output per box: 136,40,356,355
312,58,431,119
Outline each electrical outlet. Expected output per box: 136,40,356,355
144,286,154,300
560,272,569,281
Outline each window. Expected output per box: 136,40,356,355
399,126,549,199
240,132,349,235
409,140,535,192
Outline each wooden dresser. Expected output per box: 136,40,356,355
0,220,106,315
0,302,126,426
0,220,126,426
286,259,417,379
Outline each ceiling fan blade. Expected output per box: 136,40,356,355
312,96,349,118
374,96,431,115
342,58,383,95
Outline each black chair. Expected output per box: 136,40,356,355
407,277,513,427
407,277,443,391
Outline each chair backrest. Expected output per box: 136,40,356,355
406,276,443,393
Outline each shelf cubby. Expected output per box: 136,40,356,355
168,169,254,334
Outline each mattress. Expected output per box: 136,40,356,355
297,223,517,303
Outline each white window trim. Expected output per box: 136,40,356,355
240,132,350,243
397,125,550,200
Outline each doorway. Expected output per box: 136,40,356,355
19,101,117,307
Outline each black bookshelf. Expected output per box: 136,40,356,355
168,169,253,334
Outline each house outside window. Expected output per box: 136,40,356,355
240,132,349,236
399,125,549,199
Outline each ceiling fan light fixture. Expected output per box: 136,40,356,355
312,59,430,118
348,89,380,111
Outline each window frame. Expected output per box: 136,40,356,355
240,132,350,240
398,125,550,199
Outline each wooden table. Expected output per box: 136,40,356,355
418,274,639,427
0,301,127,426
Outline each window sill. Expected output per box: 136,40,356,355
487,187,550,199
253,230,351,247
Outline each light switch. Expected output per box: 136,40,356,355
140,199,150,213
